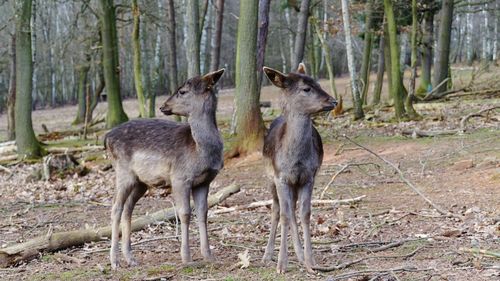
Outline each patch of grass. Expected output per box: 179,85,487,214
32,267,104,281
248,267,285,281
181,266,195,274
146,264,176,276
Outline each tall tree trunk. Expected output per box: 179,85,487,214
31,0,37,109
100,0,128,128
132,0,146,117
384,0,406,119
285,8,295,69
7,35,16,141
360,0,374,105
418,10,434,94
466,12,473,65
372,35,384,106
292,0,310,70
232,0,265,157
186,0,200,77
73,59,90,125
209,0,224,72
405,0,419,120
166,0,178,93
15,0,42,158
341,0,364,120
201,2,212,74
313,20,338,99
256,0,271,87
482,4,489,61
432,0,454,97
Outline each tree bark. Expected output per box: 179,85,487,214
231,0,265,157
418,10,434,94
166,0,178,93
15,0,42,159
405,0,419,120
256,0,271,87
7,35,16,141
209,0,224,72
72,61,90,125
360,0,375,105
383,0,406,119
341,0,364,120
100,0,128,128
132,0,147,118
372,35,385,106
313,20,338,99
0,184,240,268
432,0,454,97
186,0,200,77
292,0,311,70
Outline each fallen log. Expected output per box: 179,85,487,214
46,145,104,154
0,184,240,268
401,129,458,138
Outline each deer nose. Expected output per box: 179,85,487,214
328,97,338,107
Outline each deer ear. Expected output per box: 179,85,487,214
202,68,225,88
297,62,306,74
263,67,288,88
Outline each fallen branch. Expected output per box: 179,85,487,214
0,184,240,267
401,129,458,138
46,145,104,154
0,155,17,163
342,135,458,218
320,163,379,199
209,196,366,215
459,247,500,259
328,266,435,281
459,106,500,133
313,257,365,272
0,165,12,174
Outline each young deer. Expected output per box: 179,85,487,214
261,64,337,274
105,69,225,269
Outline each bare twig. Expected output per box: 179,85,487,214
327,266,435,280
459,247,500,258
342,135,458,219
459,106,500,133
0,165,12,174
320,163,378,199
313,257,366,272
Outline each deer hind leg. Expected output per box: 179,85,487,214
110,167,137,270
276,179,293,274
298,180,315,273
121,182,147,266
192,184,213,261
172,178,193,263
290,187,304,264
262,182,279,264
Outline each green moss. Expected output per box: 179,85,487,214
146,264,176,276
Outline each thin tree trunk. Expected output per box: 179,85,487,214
31,0,37,109
360,0,374,105
100,0,128,128
166,0,178,93
418,11,434,94
372,35,384,106
405,0,419,120
73,61,90,125
131,0,146,117
466,12,473,65
7,35,16,141
186,0,200,77
15,0,41,158
313,21,338,99
384,0,406,119
341,0,364,120
292,0,311,70
232,0,265,157
209,0,224,72
256,0,271,87
432,0,454,97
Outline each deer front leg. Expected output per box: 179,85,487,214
173,179,193,263
276,179,293,274
192,184,213,261
121,183,147,267
299,181,315,274
290,188,304,264
262,183,279,264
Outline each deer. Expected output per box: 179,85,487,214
104,69,225,270
260,63,337,274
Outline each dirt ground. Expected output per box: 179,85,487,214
0,70,499,280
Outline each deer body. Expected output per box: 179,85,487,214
106,69,225,269
261,64,336,274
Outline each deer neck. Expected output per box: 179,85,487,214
188,102,222,156
282,112,313,154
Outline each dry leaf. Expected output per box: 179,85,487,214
237,249,250,269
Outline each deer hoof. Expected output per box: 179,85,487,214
276,263,287,274
111,260,120,271
126,257,138,267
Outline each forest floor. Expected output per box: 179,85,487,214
0,68,499,280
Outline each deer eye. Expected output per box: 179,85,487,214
303,87,311,93
178,90,187,96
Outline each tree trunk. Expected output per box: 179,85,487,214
0,184,240,268
432,0,454,97
341,0,364,120
166,0,178,93
31,0,37,109
313,20,338,99
100,0,128,128
132,0,147,118
72,62,90,125
209,0,224,72
15,0,42,159
418,10,434,94
232,0,265,157
405,0,419,120
360,0,374,105
256,0,271,87
285,8,295,69
466,12,473,65
7,35,16,141
186,0,200,77
383,0,406,119
372,35,385,106
292,0,310,70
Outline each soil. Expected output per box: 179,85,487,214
0,71,499,280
